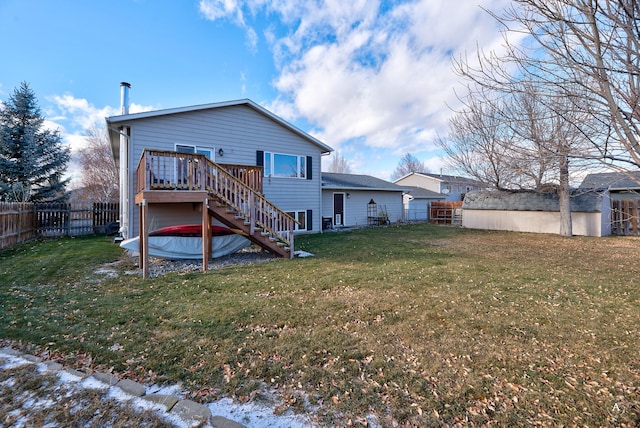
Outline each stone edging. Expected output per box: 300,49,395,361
0,346,246,428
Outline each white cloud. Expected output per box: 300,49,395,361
49,94,117,131
199,0,258,50
271,1,512,152
199,0,245,22
42,95,155,185
200,1,518,178
49,94,153,134
199,1,511,163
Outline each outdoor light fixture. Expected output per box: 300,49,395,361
218,148,224,157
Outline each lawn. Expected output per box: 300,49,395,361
1,225,639,426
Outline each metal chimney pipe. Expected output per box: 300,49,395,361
120,82,131,115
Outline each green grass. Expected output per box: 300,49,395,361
1,226,640,426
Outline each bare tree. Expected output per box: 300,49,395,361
459,0,640,168
508,83,595,236
77,125,119,203
325,152,352,173
438,91,522,190
391,154,427,180
440,81,594,236
447,0,639,236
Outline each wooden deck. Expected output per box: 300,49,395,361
135,150,295,277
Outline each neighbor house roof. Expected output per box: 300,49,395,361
395,172,485,187
322,172,408,192
403,186,445,199
106,98,333,165
462,190,604,213
579,171,640,191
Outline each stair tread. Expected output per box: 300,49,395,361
198,167,293,257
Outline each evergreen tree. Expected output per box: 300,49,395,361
0,82,70,202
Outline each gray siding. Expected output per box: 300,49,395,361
147,204,203,230
396,175,441,193
322,190,404,227
125,105,324,236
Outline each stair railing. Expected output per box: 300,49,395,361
137,150,295,250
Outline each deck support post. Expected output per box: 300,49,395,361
139,198,149,278
202,198,209,271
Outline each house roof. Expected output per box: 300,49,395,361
462,190,604,213
579,171,640,190
395,171,485,187
403,186,445,199
106,98,333,165
322,172,408,192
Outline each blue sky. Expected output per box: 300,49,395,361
0,0,511,185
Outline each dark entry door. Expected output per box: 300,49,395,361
333,193,344,226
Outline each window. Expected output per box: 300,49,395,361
286,210,308,231
176,144,213,159
264,152,306,178
175,145,213,186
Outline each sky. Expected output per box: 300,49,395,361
0,0,513,185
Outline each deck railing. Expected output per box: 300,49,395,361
137,150,294,248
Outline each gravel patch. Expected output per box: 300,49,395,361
124,247,278,278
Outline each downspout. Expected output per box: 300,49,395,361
119,82,131,239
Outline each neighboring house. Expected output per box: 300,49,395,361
579,171,640,200
107,87,332,273
579,171,640,236
461,190,611,237
394,172,485,201
321,173,407,228
402,186,446,221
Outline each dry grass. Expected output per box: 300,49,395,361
1,226,640,426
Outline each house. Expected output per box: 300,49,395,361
394,172,485,201
321,173,407,228
461,190,611,237
579,171,640,199
107,84,332,275
580,171,640,235
402,186,446,221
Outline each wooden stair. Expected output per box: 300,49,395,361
207,202,291,258
137,150,295,259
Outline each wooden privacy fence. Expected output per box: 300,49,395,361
0,202,38,250
429,201,463,225
611,199,640,235
0,202,119,250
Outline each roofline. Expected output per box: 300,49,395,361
322,185,409,192
106,98,333,154
394,171,444,183
609,186,640,191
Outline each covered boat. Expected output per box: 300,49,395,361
120,224,251,260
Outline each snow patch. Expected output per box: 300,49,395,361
294,250,315,258
207,397,315,428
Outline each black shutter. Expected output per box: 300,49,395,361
306,209,313,231
306,156,312,180
256,150,264,167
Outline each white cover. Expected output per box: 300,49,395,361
120,234,251,260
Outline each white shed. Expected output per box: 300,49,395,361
461,190,611,237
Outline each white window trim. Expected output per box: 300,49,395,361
286,210,308,231
264,151,306,179
175,144,214,160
